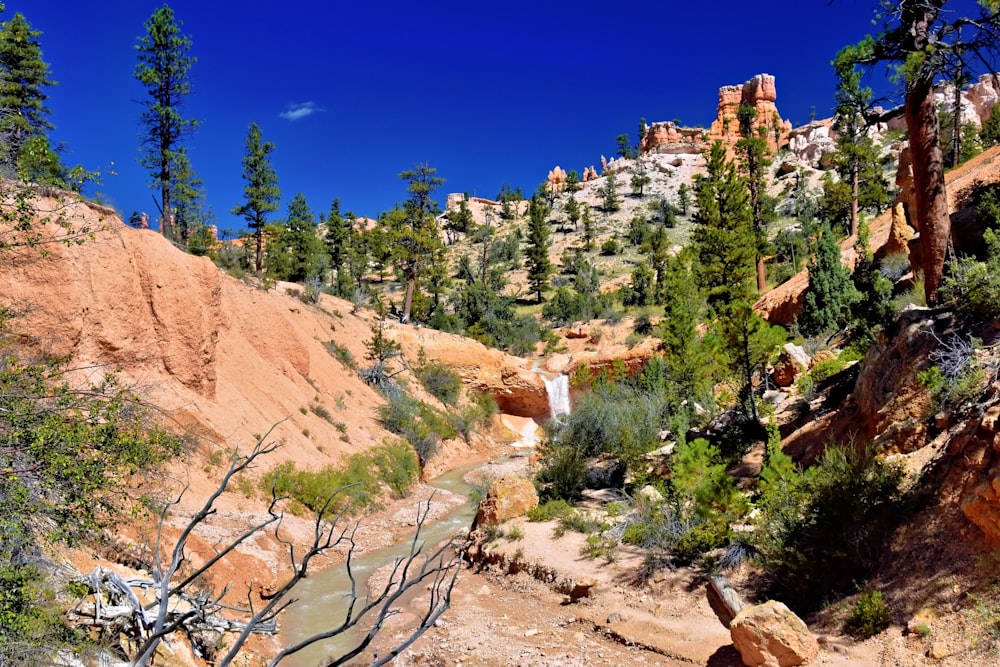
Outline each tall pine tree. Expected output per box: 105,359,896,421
691,142,756,309
135,4,198,242
265,193,328,282
0,10,71,186
390,164,445,323
525,194,553,303
232,121,280,276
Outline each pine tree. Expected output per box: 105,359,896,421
630,161,651,197
324,198,352,294
598,174,621,212
799,224,859,336
830,48,890,237
844,2,1000,304
391,164,446,322
691,142,756,309
265,193,328,282
0,11,54,172
565,169,580,193
232,121,280,276
582,206,595,250
524,194,552,303
563,195,580,231
677,182,691,215
736,106,776,291
135,4,198,242
169,145,204,244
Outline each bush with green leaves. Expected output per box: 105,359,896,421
260,441,419,517
941,228,1000,321
378,393,457,464
845,590,892,638
534,444,587,502
414,361,463,406
755,444,904,613
0,307,183,658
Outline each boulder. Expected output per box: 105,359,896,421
773,345,809,388
707,574,745,628
730,600,819,667
962,475,1000,544
584,455,626,489
474,477,538,527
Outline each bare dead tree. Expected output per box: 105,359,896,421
72,423,462,667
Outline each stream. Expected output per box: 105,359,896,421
279,373,568,666
278,462,481,667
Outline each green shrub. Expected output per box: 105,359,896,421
846,590,892,638
600,238,621,256
323,340,356,369
942,222,1000,321
809,356,848,383
527,498,573,522
414,362,463,406
260,442,418,516
378,393,457,464
756,444,904,613
621,522,650,545
534,444,586,502
558,511,606,535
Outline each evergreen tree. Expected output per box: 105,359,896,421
736,106,776,291
649,197,677,228
344,215,371,295
692,142,778,424
563,195,581,231
169,145,204,244
691,142,756,309
831,48,891,237
850,218,895,335
636,117,647,155
844,1,1000,304
524,194,552,303
659,253,715,407
643,224,672,299
0,11,54,174
444,197,473,242
134,4,198,242
598,173,621,212
232,121,279,276
265,193,328,282
630,160,651,197
981,105,1000,147
391,164,446,322
677,182,691,215
615,133,634,159
565,169,580,192
324,198,352,294
582,206,596,250
623,262,656,306
799,224,859,336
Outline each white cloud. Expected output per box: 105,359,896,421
279,101,322,121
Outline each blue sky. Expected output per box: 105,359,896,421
7,0,969,230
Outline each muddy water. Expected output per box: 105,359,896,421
280,464,479,667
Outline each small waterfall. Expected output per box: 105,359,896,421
542,374,571,421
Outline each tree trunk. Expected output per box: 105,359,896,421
255,226,263,276
756,256,767,292
850,166,859,238
905,75,950,305
402,277,415,323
